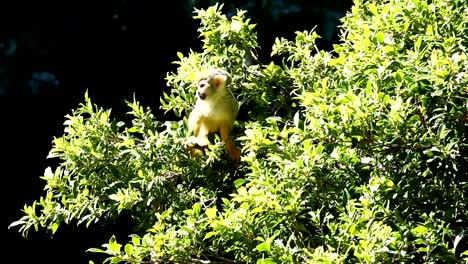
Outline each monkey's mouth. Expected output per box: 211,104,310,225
198,92,207,100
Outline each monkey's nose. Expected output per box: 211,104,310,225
198,92,207,100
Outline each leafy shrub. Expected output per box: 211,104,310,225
10,1,468,263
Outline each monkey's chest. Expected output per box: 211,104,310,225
195,99,237,133
199,115,226,133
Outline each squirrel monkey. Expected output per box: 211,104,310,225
186,68,241,163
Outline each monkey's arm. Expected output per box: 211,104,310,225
186,110,206,158
195,121,211,147
188,110,201,136
188,110,211,147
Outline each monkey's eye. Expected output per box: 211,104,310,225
198,82,207,88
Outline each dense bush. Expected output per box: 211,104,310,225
10,0,468,263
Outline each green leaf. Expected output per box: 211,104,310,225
257,258,276,264
177,52,184,59
86,248,107,253
454,230,465,251
349,223,358,235
8,220,26,229
404,21,410,31
51,222,59,235
321,77,328,89
109,194,122,202
128,127,139,133
137,170,144,178
221,198,231,207
131,235,141,246
293,111,300,128
431,89,443,97
376,32,385,44
109,256,122,264
415,35,423,51
256,242,270,252
204,231,218,240
205,207,217,219
368,4,378,15
230,20,242,32
193,203,202,216
412,225,428,236
234,179,246,188
160,209,173,220
44,167,53,179
426,25,433,35
108,235,121,254
124,244,134,256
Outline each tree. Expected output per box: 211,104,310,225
10,1,468,263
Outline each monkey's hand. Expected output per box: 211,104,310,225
185,136,208,158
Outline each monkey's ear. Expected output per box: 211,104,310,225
213,75,228,88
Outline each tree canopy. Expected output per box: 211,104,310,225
10,0,468,263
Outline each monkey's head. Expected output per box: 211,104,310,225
195,68,232,101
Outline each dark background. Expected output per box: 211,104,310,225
3,0,352,263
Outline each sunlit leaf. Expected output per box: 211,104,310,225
205,207,217,219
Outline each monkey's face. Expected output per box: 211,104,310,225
195,70,229,101
196,79,213,101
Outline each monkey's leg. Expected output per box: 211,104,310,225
220,122,241,163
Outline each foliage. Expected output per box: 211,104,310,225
10,1,468,263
